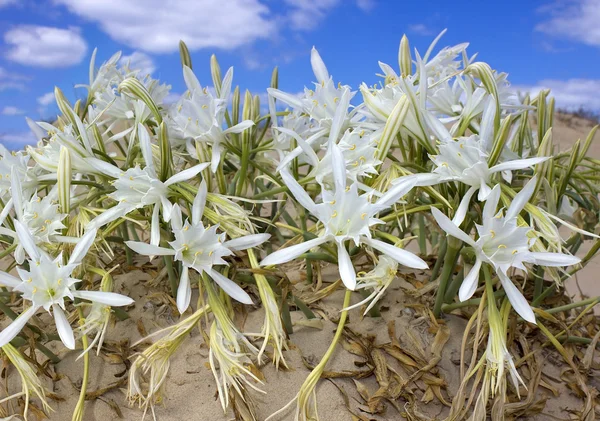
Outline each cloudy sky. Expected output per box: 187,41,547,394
0,0,599,148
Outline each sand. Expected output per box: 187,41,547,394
2,113,599,421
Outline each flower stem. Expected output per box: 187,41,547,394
72,308,90,421
544,296,599,314
296,289,352,417
433,240,461,318
164,256,178,298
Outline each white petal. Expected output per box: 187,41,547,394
207,268,253,305
423,110,452,143
482,184,501,221
0,306,37,347
160,197,173,222
14,220,40,262
137,124,156,176
525,252,581,267
53,305,75,349
310,47,329,83
376,176,418,209
328,89,351,145
224,234,270,251
223,120,254,135
337,241,356,290
176,266,191,314
183,65,202,94
150,204,160,247
164,162,210,186
478,180,492,201
85,157,122,178
280,168,317,214
170,204,183,231
453,186,478,226
68,228,97,266
267,88,304,110
210,143,222,173
0,197,13,226
220,67,233,101
544,211,600,239
505,176,536,221
489,157,548,174
276,128,328,171
410,172,443,187
430,207,477,247
0,271,21,289
10,167,23,221
330,142,347,193
498,271,536,324
260,236,329,266
125,241,175,256
87,203,135,231
458,258,482,301
26,117,47,141
192,179,207,225
275,127,319,166
72,290,134,307
363,238,428,269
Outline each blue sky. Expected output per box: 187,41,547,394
0,0,599,149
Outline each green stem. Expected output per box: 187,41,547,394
441,290,506,312
164,256,178,298
72,309,90,421
430,237,447,281
433,241,461,317
545,297,599,314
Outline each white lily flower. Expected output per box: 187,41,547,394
2,167,65,264
431,179,581,323
411,135,547,219
269,47,357,130
260,143,427,290
170,66,254,172
0,224,133,349
0,144,30,202
125,181,270,313
86,124,209,242
342,255,398,315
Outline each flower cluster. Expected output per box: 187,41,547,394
0,31,595,421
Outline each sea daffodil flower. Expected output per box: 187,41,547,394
260,143,427,290
431,178,581,323
0,222,134,349
125,180,270,313
86,124,209,246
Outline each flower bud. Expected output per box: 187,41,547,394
178,40,192,69
58,145,71,214
399,35,412,77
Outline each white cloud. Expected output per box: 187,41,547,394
0,67,28,91
284,0,340,30
356,0,375,11
4,25,88,68
54,0,277,53
119,51,156,75
536,0,600,47
0,0,18,7
513,79,600,110
0,131,37,149
408,24,433,36
1,106,25,115
37,92,55,106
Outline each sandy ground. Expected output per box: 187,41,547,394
552,114,600,302
1,113,598,420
